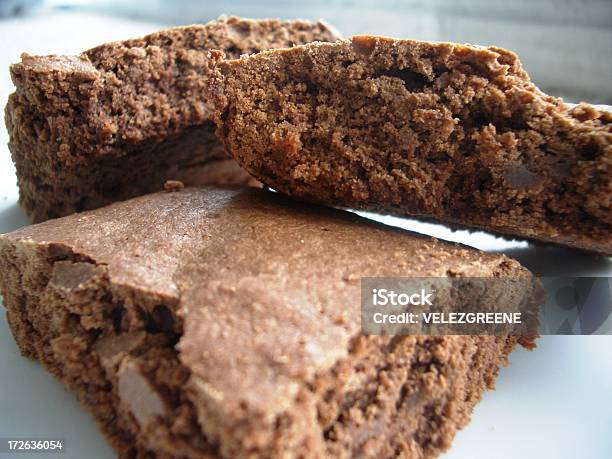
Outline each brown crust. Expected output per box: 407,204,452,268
210,36,612,255
0,186,535,458
5,17,339,222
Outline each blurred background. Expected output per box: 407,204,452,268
0,0,611,104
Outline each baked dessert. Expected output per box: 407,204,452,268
0,186,535,459
5,16,338,222
210,36,612,255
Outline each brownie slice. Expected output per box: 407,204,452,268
209,36,612,255
0,186,534,458
5,16,338,223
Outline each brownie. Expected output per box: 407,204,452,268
209,36,612,255
5,16,338,222
0,186,534,458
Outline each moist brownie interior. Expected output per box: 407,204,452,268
5,16,339,222
210,36,612,254
0,186,535,459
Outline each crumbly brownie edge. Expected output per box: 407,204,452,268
318,334,521,458
6,101,254,222
179,265,533,459
196,330,517,459
210,37,611,255
0,239,218,459
8,17,340,166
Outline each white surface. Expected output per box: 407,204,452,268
0,10,610,459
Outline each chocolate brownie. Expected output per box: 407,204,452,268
5,16,338,222
210,36,612,255
0,186,534,458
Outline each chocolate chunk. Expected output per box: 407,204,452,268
118,358,167,426
503,164,543,190
49,261,105,292
93,331,148,376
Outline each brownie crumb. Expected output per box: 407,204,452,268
164,180,185,192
